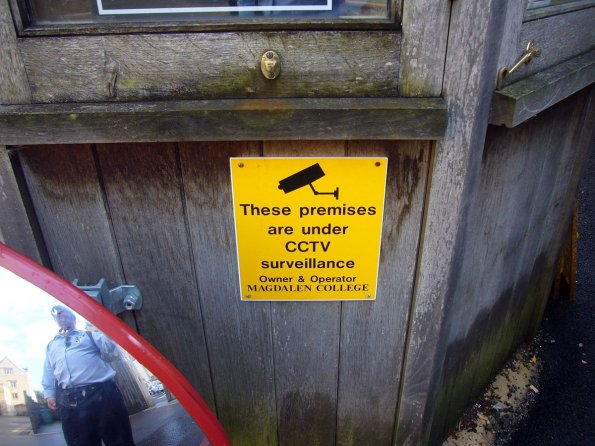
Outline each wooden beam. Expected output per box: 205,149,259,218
18,31,400,102
399,0,451,96
0,98,447,145
490,50,595,127
395,0,518,444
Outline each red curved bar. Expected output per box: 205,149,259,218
0,242,231,446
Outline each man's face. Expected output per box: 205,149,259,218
53,309,76,331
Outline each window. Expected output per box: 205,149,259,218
12,393,19,399
525,0,595,20
2,368,13,375
528,0,583,9
20,0,391,28
9,380,18,387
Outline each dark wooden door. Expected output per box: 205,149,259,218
15,140,431,445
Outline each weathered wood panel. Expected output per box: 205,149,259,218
18,145,125,286
0,98,447,145
430,93,567,440
18,31,400,103
511,89,594,341
0,0,30,104
395,0,512,444
179,142,277,445
95,143,215,407
490,50,595,127
399,0,451,96
504,7,595,85
17,144,138,330
335,141,429,446
524,88,595,334
0,146,41,262
429,89,594,444
263,141,344,446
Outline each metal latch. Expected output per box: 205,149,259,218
73,278,143,314
261,50,281,80
497,40,541,89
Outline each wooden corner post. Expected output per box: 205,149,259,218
395,1,528,444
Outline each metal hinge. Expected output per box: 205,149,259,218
73,278,143,314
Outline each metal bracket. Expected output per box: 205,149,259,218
497,40,541,89
73,278,143,315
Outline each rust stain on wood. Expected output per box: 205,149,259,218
391,145,426,235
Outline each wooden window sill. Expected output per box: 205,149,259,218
0,97,446,145
489,49,595,128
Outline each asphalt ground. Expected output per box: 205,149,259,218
504,144,594,445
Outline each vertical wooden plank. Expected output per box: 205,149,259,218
396,0,512,444
263,141,344,446
0,0,30,104
497,96,584,350
336,141,430,446
18,145,124,286
179,142,277,445
399,0,451,96
0,146,41,262
512,89,594,341
95,143,215,407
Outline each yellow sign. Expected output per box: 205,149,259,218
230,157,387,301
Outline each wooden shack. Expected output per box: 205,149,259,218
1,0,593,444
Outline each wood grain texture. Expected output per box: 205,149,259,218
496,96,582,349
524,87,595,335
395,1,511,444
399,0,451,96
263,141,344,446
95,143,215,407
0,146,41,262
490,49,595,127
429,91,592,442
17,144,139,330
510,89,594,342
18,31,400,103
0,98,447,145
0,0,31,104
335,141,429,446
504,7,595,86
179,142,277,445
18,145,125,286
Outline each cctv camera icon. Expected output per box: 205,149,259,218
278,163,339,200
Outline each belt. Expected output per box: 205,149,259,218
62,380,110,395
59,381,111,407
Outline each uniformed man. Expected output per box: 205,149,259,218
42,305,135,446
